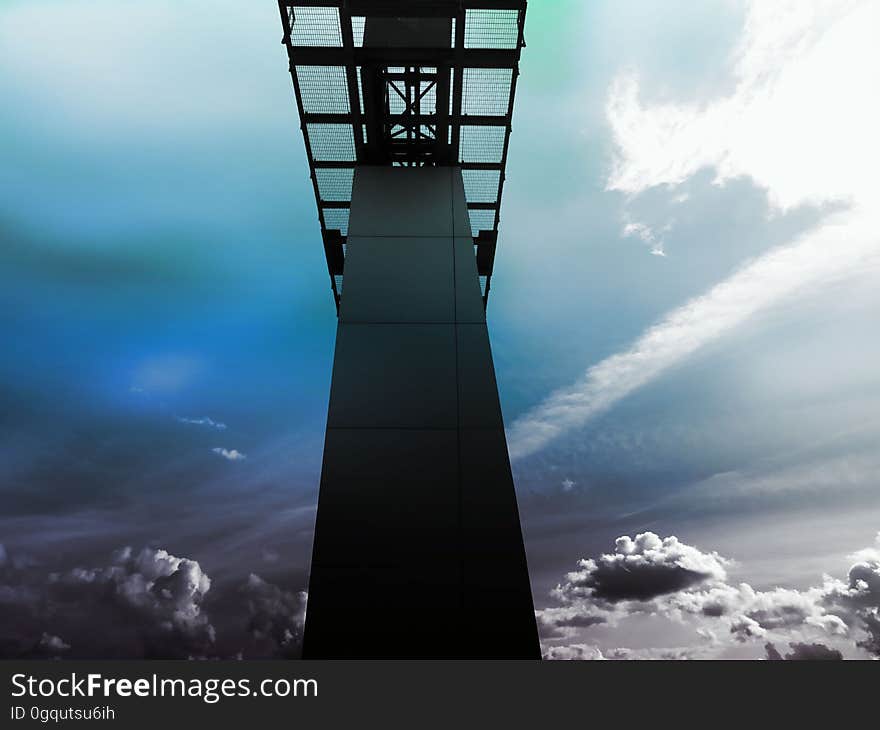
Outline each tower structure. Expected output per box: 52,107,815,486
278,0,538,658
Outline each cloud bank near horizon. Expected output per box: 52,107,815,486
537,530,880,660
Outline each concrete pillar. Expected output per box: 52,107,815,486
302,166,540,658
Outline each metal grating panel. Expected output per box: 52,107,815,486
296,66,350,114
462,169,501,202
322,208,350,236
290,6,342,47
464,9,520,49
462,68,513,116
352,16,366,47
306,123,355,161
419,79,437,115
459,125,506,163
316,168,355,201
468,209,496,237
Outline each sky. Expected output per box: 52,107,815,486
1,0,879,660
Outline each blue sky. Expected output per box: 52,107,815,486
2,0,880,659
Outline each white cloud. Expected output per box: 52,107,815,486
606,0,878,211
176,416,227,430
508,0,880,460
621,220,667,256
212,447,246,462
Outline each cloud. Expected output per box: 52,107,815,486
765,641,843,661
1,544,215,657
542,644,699,661
553,532,729,604
176,416,227,430
857,612,880,657
0,543,309,659
48,546,216,658
38,633,71,654
509,209,880,460
212,447,246,462
536,606,607,639
539,531,880,660
621,220,667,257
241,574,307,658
507,0,880,460
606,0,878,210
542,644,606,661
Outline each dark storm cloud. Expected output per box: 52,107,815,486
857,612,880,656
241,573,307,658
538,531,880,660
45,546,216,658
551,532,728,604
765,642,843,661
0,543,307,659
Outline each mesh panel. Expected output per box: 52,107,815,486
419,78,437,115
462,169,501,203
323,207,350,235
464,9,520,49
352,16,366,46
388,80,407,114
315,169,355,201
468,209,496,237
306,124,355,161
459,126,506,163
296,66,350,114
462,68,513,115
290,6,342,47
